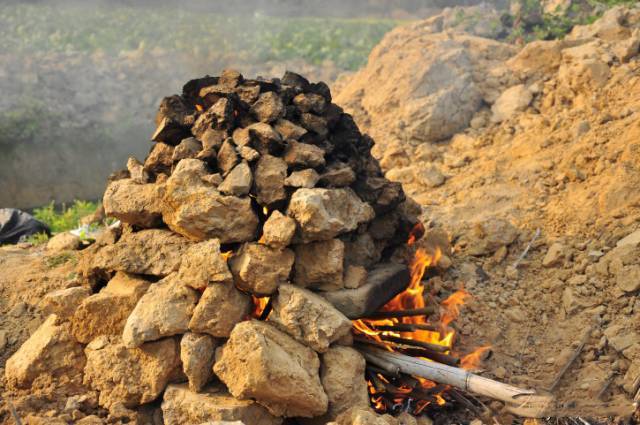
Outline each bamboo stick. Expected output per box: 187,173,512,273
358,346,553,418
361,350,400,376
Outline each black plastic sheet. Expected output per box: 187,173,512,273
0,208,50,244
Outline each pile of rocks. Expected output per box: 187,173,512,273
4,70,423,424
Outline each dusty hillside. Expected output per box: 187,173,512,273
337,5,640,419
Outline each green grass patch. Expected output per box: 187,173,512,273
24,232,50,246
509,0,639,42
0,4,398,71
45,252,77,268
33,200,99,234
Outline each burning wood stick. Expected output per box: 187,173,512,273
355,336,460,366
365,369,387,393
358,346,553,418
258,298,273,321
362,307,436,320
448,388,486,419
372,323,440,333
379,334,449,353
400,346,461,367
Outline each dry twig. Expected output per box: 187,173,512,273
6,399,22,425
548,325,593,392
596,371,617,401
513,228,541,269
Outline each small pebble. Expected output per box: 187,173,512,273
494,366,507,379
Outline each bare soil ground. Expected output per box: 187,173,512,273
331,6,640,421
0,245,83,423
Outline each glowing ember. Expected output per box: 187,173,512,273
251,296,270,319
221,251,232,261
407,222,425,246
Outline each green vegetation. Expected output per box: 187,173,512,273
0,4,398,71
0,98,60,149
33,200,99,234
504,0,638,42
45,252,77,268
0,0,632,79
1,1,633,71
591,0,637,6
24,232,50,246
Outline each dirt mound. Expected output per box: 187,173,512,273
337,5,640,419
335,19,517,156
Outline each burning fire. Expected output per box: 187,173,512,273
460,345,492,370
353,247,453,352
440,289,470,330
407,222,425,246
251,296,270,319
354,233,489,414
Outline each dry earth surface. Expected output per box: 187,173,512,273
336,4,640,421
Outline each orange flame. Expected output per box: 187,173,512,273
221,251,232,261
353,247,452,360
251,296,270,319
440,289,470,328
461,346,492,370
